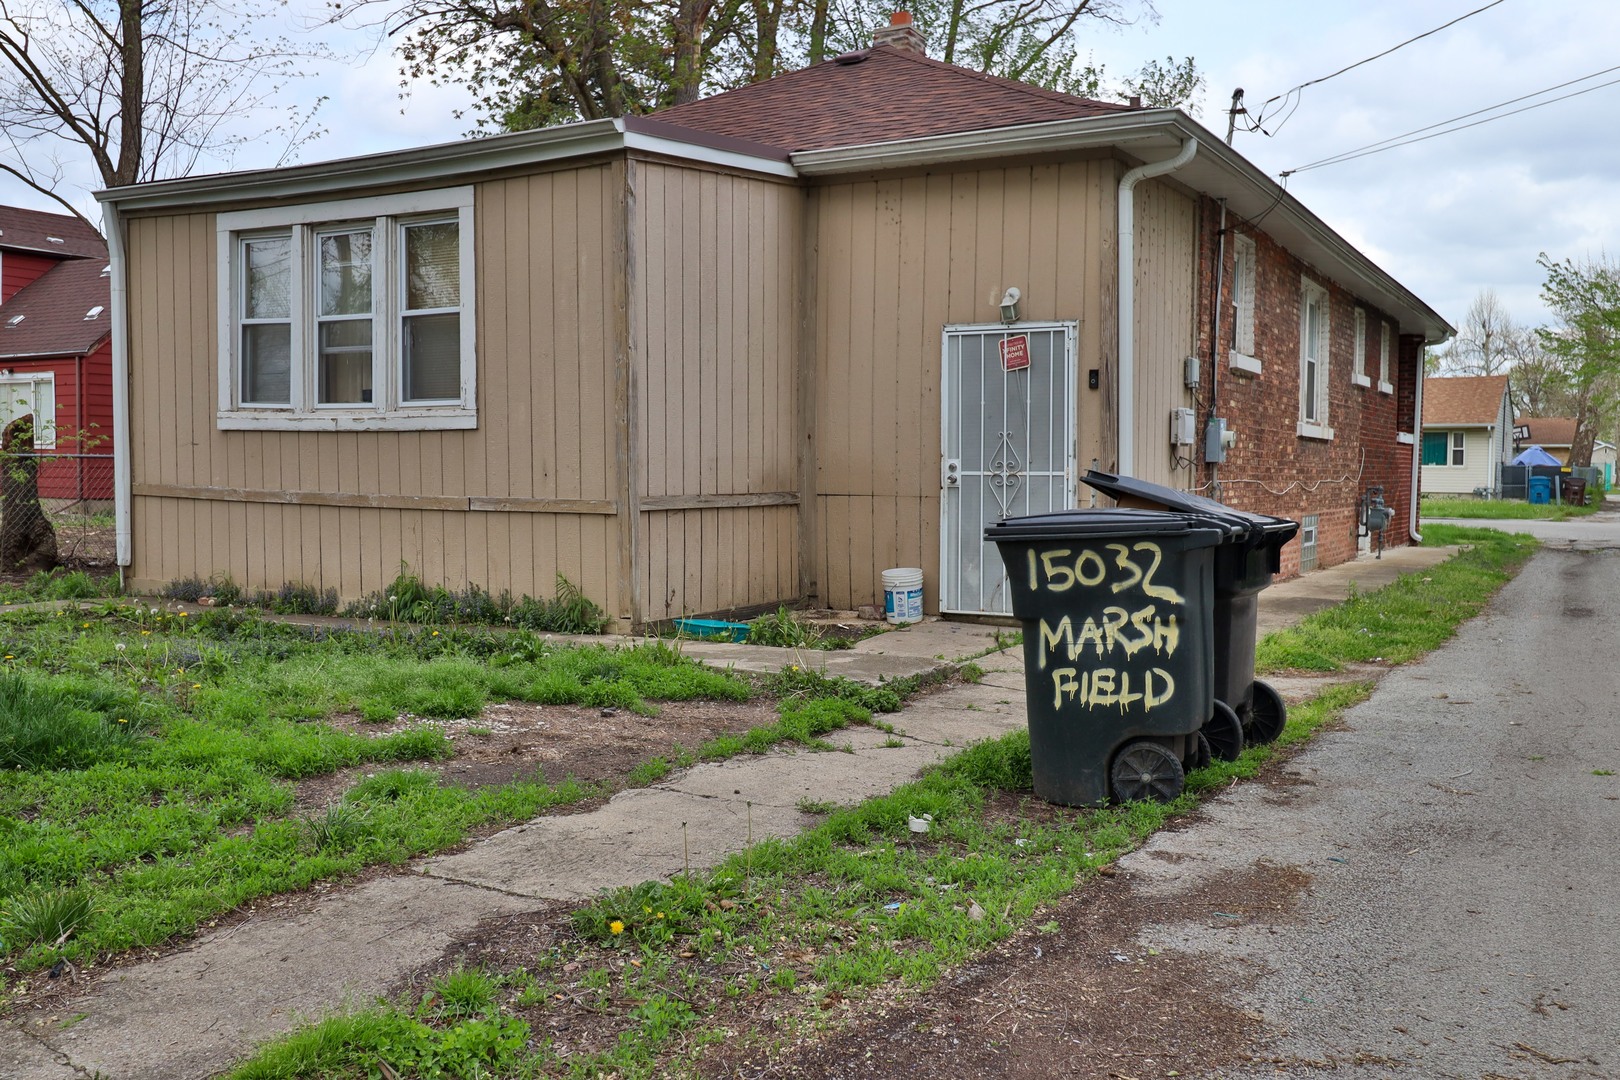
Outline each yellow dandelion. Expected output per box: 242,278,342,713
431,631,440,637
192,683,201,689
3,655,12,660
656,912,665,920
609,920,625,935
116,717,127,724
141,630,151,636
178,612,188,618
82,622,90,628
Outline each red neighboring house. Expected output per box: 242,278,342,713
0,206,114,502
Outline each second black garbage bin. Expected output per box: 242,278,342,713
1079,470,1299,751
986,508,1224,806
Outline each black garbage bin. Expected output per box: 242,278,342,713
985,508,1225,806
1079,471,1299,752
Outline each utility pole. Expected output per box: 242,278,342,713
1226,88,1245,145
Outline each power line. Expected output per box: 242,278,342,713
1283,66,1620,176
1242,0,1509,136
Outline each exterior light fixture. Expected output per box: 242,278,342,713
999,286,1021,324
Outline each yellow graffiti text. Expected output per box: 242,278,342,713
1037,609,1180,667
1050,666,1177,712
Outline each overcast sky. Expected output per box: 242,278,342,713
5,0,1615,335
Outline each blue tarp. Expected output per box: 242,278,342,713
1512,445,1561,466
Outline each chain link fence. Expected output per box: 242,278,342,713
0,452,116,575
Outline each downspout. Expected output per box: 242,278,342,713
1118,137,1198,476
1206,199,1227,494
101,200,132,587
1409,351,1423,543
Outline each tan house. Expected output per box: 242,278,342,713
1420,375,1512,497
97,20,1449,629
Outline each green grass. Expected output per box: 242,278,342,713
0,569,120,606
226,530,1543,1078
229,683,1372,1080
0,604,932,979
0,607,771,973
1256,524,1538,673
1420,494,1603,521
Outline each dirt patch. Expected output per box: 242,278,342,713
296,699,781,811
699,856,1315,1079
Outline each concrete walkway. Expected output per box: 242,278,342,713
1,545,1457,1080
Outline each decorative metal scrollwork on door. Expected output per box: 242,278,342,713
987,430,1025,517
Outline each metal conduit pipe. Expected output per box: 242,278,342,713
1117,136,1198,476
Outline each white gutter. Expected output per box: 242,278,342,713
101,200,132,579
1116,136,1197,476
1410,361,1424,543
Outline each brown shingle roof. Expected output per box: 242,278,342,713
652,44,1132,154
0,258,112,359
1517,416,1576,448
1422,375,1509,427
0,206,106,260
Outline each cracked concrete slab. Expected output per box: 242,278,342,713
423,787,809,899
35,876,542,1080
0,1024,77,1080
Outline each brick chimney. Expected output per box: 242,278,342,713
873,11,927,54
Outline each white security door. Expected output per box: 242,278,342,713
941,323,1076,615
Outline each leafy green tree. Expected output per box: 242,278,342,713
344,0,1200,133
1534,253,1620,467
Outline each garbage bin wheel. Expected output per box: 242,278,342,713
1182,730,1212,772
1203,700,1245,762
1110,740,1186,804
1248,679,1287,744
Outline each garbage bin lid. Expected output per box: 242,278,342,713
984,507,1225,546
1081,470,1299,544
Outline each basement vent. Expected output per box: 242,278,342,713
1299,514,1320,573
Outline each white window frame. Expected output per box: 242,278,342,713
1351,308,1370,387
1450,430,1465,466
215,188,477,431
1229,233,1260,374
1297,277,1333,440
1378,322,1394,394
0,371,56,448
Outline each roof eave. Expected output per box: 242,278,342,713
93,119,797,215
791,110,1454,345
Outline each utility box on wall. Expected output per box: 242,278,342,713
1205,417,1228,463
1170,407,1197,447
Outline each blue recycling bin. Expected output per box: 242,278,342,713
1528,476,1552,505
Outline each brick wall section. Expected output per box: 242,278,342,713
1190,196,1418,578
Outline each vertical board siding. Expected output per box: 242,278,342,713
812,161,1114,612
123,166,627,620
628,162,801,621
1132,180,1199,489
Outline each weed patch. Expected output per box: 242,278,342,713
1257,525,1537,672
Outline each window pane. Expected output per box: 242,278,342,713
405,222,459,310
320,231,373,317
404,313,461,401
1303,360,1317,421
242,323,291,403
244,236,290,319
1422,432,1448,465
318,319,373,404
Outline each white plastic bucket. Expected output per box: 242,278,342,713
882,567,925,624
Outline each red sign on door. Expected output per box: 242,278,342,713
999,334,1031,372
